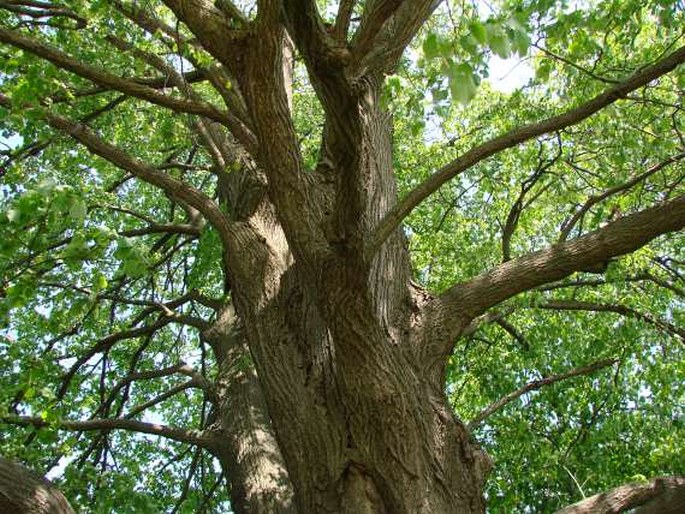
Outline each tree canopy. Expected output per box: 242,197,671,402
0,0,684,512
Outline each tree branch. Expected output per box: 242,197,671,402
124,380,199,419
161,0,245,70
467,358,617,430
0,27,240,128
560,151,685,241
369,44,685,255
119,223,202,238
41,112,234,249
1,415,219,450
351,0,441,77
427,193,685,350
106,362,211,401
0,0,87,30
555,476,685,514
58,316,177,399
333,0,356,41
537,300,685,342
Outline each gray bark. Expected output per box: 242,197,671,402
200,54,492,511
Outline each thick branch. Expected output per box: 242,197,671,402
428,194,685,349
370,45,685,254
42,112,234,248
2,415,218,450
333,0,355,40
560,151,685,241
351,0,440,77
0,456,75,514
467,358,617,430
0,27,237,127
161,0,245,70
555,476,685,514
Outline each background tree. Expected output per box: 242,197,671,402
0,0,683,512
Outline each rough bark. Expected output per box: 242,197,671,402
555,476,685,514
0,457,75,514
204,47,491,510
203,307,297,514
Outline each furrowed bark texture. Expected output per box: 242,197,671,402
199,60,490,514
0,457,75,514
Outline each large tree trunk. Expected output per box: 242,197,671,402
0,457,75,514
204,72,492,513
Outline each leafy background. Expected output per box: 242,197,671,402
1,0,684,512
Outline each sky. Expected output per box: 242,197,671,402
489,54,535,92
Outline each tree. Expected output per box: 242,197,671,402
0,0,683,512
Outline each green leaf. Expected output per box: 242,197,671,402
469,21,488,45
536,61,552,82
68,198,88,224
486,23,512,59
423,32,441,59
511,29,531,56
93,273,108,292
447,63,478,105
63,234,90,261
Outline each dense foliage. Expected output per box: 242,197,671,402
0,0,683,512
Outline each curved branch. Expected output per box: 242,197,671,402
351,0,441,76
467,358,617,430
0,456,75,514
427,193,685,351
369,44,685,255
560,151,685,241
537,300,685,342
0,27,239,128
1,99,236,252
555,476,685,514
1,415,219,450
43,112,235,249
0,0,87,30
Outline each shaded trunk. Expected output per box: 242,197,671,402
203,307,297,514
204,78,491,512
0,457,75,514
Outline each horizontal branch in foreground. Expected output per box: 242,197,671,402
1,415,219,450
369,44,685,254
555,475,685,514
430,193,685,349
467,358,617,430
